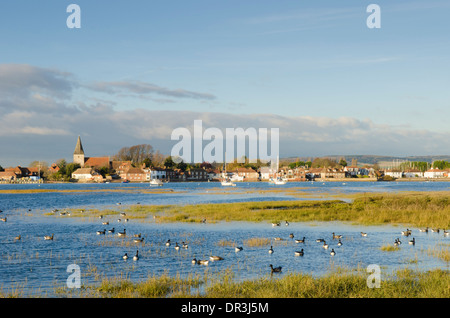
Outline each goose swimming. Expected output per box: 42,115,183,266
269,264,282,273
294,249,304,256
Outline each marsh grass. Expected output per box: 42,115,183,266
91,272,203,298
426,244,450,263
202,267,450,298
65,266,449,298
50,191,450,228
380,244,400,252
244,237,271,247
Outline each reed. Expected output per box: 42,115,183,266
244,237,271,247
125,192,450,227
202,268,450,298
55,191,449,228
93,272,203,298
380,244,400,252
426,244,450,263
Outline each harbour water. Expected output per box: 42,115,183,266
0,181,449,297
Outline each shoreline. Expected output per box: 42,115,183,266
2,178,450,185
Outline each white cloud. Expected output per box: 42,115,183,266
1,63,449,166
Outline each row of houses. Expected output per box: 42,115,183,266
0,166,41,182
71,164,259,182
384,167,450,179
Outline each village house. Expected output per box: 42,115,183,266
121,166,147,182
234,167,259,181
71,168,103,182
344,165,360,177
0,166,40,181
48,163,60,174
403,169,424,178
259,167,275,180
187,168,208,181
165,168,177,181
320,167,346,179
0,170,17,181
306,168,323,180
424,168,445,179
206,168,221,181
384,169,403,179
144,167,167,180
286,167,306,181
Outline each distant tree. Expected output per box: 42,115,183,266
311,158,338,168
339,159,348,167
65,163,81,179
177,160,188,172
164,156,176,169
142,157,152,168
152,150,166,167
113,144,154,164
0,165,3,172
399,161,429,172
432,160,450,170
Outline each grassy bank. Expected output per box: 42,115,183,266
36,267,449,298
98,191,450,228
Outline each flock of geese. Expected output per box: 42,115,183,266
2,208,448,275
267,221,449,273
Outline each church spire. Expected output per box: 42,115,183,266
74,135,84,155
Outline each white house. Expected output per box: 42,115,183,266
259,167,274,180
144,167,167,180
424,168,445,179
403,169,424,178
344,166,360,177
384,169,403,179
72,168,103,182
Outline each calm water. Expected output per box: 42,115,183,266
0,181,449,297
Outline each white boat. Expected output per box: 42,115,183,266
221,151,236,186
221,178,236,186
269,177,287,185
149,179,163,186
269,156,287,185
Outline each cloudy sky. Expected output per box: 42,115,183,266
1,0,450,167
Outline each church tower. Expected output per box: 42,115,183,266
73,136,85,167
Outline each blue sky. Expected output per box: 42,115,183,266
1,1,450,166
